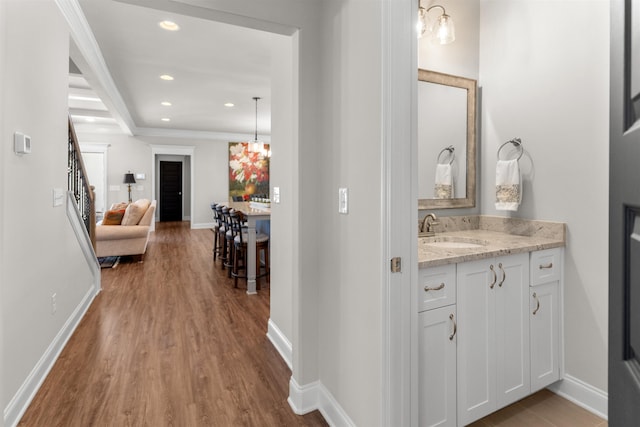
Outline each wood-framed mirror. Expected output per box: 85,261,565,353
418,69,477,209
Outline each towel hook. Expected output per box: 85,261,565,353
497,138,524,161
437,145,455,165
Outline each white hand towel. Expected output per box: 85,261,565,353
495,159,521,211
434,163,454,199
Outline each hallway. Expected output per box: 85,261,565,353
18,222,326,426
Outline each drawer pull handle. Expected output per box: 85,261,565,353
489,265,497,289
424,283,445,292
539,262,553,269
498,263,506,287
533,292,540,315
449,313,457,340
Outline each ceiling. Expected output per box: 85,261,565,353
68,0,277,141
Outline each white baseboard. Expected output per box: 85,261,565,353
548,374,608,420
266,319,292,370
191,222,215,230
288,378,356,427
4,285,99,427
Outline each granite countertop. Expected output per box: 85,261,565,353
418,216,566,268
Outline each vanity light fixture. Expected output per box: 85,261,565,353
417,2,455,44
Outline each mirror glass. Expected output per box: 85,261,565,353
418,69,476,209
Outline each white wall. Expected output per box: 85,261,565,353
76,133,229,227
0,1,6,424
479,0,609,395
2,1,96,423
316,1,383,425
269,35,294,346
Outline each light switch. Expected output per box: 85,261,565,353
53,188,64,207
273,187,280,204
338,187,348,214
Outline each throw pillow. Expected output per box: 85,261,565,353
121,199,150,225
110,202,129,210
102,209,126,225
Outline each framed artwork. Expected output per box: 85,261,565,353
228,142,270,200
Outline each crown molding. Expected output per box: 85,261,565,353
56,0,135,135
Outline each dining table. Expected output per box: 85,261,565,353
226,201,271,294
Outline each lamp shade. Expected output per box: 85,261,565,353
124,173,136,184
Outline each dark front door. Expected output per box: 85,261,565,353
160,161,182,222
610,1,640,424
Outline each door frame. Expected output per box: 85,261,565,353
79,143,109,215
150,145,194,226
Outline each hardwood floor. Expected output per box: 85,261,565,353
18,221,327,427
18,222,608,426
470,389,607,427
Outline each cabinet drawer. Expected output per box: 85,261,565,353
418,264,456,312
530,248,561,286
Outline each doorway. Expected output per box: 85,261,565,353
159,161,183,221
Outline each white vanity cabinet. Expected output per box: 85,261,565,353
530,248,562,392
417,264,457,427
456,253,530,426
418,244,564,427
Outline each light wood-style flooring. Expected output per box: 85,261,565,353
18,222,607,426
18,221,327,426
471,389,607,427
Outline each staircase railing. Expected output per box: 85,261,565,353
67,116,96,250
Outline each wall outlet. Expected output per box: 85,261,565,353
51,293,57,314
338,187,348,214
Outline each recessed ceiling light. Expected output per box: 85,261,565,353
161,118,171,122
224,102,235,107
68,95,101,102
159,20,180,31
160,74,174,81
161,101,172,106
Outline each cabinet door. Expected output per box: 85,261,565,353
530,281,560,391
418,305,457,427
495,253,531,409
418,264,456,312
457,259,496,425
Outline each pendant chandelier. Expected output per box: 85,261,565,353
249,97,264,154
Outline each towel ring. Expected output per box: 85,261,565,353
497,138,524,161
437,145,455,165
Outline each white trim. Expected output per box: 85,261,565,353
79,143,109,216
56,0,135,135
381,0,416,426
3,286,99,427
267,318,292,370
548,375,608,420
150,145,195,228
66,192,101,292
288,378,356,427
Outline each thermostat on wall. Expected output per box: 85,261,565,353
14,132,31,154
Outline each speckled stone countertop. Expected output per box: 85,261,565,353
419,215,566,268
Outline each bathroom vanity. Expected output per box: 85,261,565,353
416,216,565,427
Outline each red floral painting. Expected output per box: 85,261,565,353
228,142,270,200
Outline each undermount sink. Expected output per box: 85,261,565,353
420,236,489,249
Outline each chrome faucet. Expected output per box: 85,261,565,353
420,213,439,237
